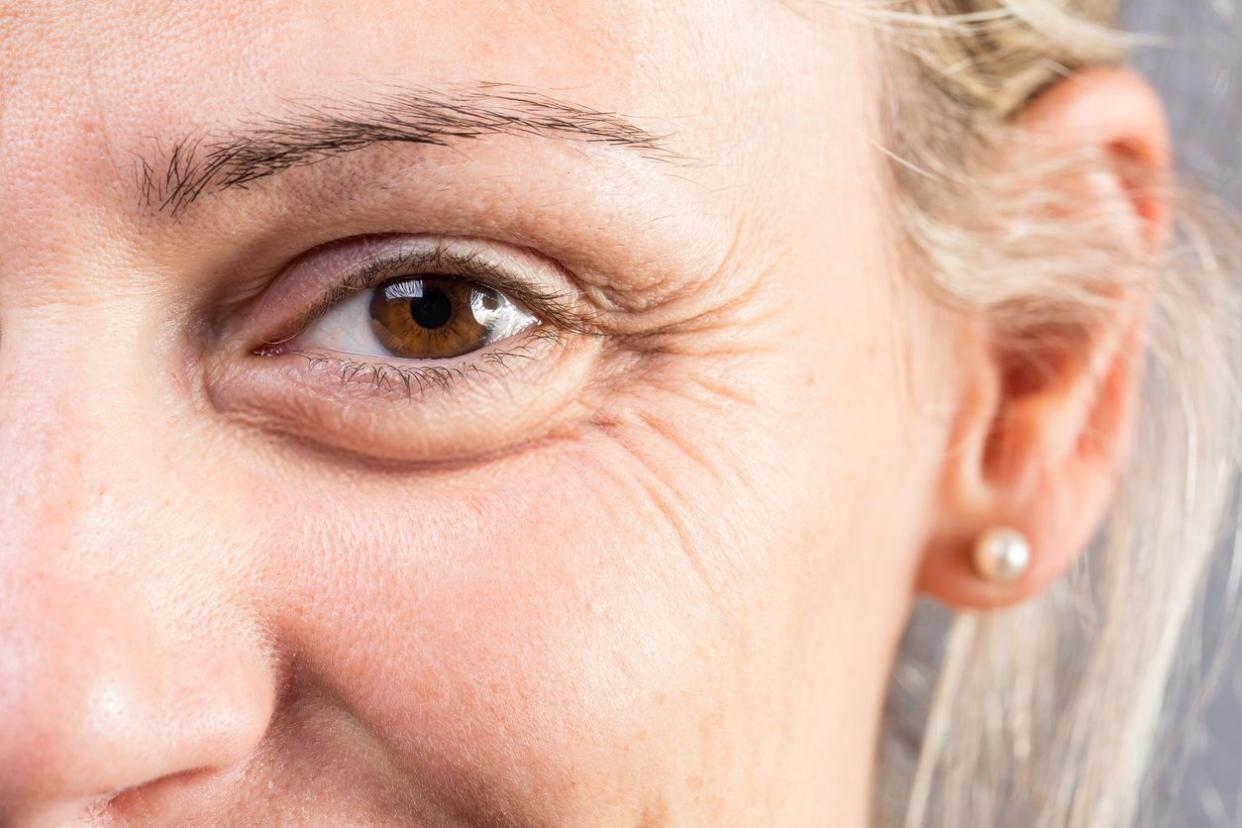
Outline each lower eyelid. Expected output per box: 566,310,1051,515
298,328,563,399
210,326,603,464
270,316,561,385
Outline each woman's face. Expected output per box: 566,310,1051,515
0,3,957,825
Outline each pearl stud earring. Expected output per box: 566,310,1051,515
972,527,1031,583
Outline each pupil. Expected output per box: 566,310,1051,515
408,286,453,330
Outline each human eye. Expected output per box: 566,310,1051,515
211,235,606,463
300,273,538,362
255,236,583,376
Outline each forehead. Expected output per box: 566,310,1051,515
3,1,674,101
0,1,870,179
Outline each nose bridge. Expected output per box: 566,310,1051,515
0,313,277,817
0,325,148,638
0,303,150,566
0,357,97,558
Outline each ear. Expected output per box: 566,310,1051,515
917,68,1171,611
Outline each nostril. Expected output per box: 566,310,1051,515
0,587,277,819
93,766,221,822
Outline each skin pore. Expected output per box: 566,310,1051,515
0,2,1164,826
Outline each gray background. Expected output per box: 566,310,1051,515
1123,2,1242,824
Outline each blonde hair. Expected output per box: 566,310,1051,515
842,2,1242,825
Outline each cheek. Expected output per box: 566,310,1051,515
226,249,936,822
247,432,787,820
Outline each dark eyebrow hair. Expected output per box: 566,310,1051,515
136,83,678,216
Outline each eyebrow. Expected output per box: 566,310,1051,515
136,83,677,216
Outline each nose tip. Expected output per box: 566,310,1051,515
0,583,277,823
0,342,278,823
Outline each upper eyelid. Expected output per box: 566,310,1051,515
342,246,589,331
252,237,606,354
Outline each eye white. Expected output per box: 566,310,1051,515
296,283,538,360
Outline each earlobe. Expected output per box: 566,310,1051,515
916,68,1168,612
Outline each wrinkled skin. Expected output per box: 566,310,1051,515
0,2,959,825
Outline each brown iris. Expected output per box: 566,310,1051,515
368,276,499,359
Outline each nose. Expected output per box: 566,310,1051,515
0,334,277,824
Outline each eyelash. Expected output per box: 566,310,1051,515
253,241,594,399
287,326,561,399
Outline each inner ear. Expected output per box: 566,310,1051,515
995,320,1088,398
917,68,1172,611
982,311,1098,491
